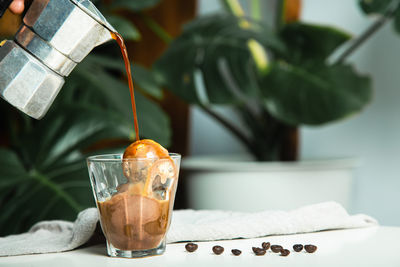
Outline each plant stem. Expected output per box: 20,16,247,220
275,0,286,31
199,104,255,155
220,0,245,16
251,0,261,20
221,0,252,28
140,13,172,44
335,0,400,64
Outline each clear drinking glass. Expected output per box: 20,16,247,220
87,153,181,258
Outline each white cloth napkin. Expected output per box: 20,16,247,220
0,208,99,257
167,201,377,243
0,201,377,256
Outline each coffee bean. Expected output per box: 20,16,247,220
304,244,317,253
253,247,266,256
212,245,224,255
255,249,267,256
231,249,241,256
185,242,198,252
280,249,290,256
262,242,270,250
293,244,303,252
270,245,283,253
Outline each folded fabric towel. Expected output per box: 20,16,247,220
0,201,377,256
167,201,377,243
0,208,99,257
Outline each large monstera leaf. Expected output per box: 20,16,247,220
260,22,372,125
0,105,131,235
260,62,372,125
154,14,285,105
279,22,351,65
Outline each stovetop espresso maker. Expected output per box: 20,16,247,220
0,0,115,119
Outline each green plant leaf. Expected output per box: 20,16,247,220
394,8,400,33
260,62,372,125
133,65,163,99
359,0,393,14
106,15,141,41
74,61,170,146
79,54,163,99
182,14,284,52
110,0,161,11
280,23,351,64
32,104,131,170
0,147,91,235
135,90,171,147
0,148,31,212
154,14,284,104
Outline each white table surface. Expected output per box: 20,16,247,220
1,226,399,267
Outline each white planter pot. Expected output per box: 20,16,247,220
182,155,359,212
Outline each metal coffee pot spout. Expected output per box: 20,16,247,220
0,0,116,119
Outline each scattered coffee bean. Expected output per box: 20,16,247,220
280,249,290,256
293,244,303,252
304,244,317,253
231,249,242,256
253,247,266,256
255,249,267,256
212,245,224,255
271,245,283,253
185,242,198,252
262,242,270,250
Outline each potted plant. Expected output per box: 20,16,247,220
153,0,399,211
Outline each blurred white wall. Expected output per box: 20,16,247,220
191,0,400,226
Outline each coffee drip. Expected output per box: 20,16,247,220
111,32,140,142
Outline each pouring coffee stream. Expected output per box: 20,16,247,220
110,31,171,160
111,32,140,142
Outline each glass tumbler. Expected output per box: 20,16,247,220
87,153,181,258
